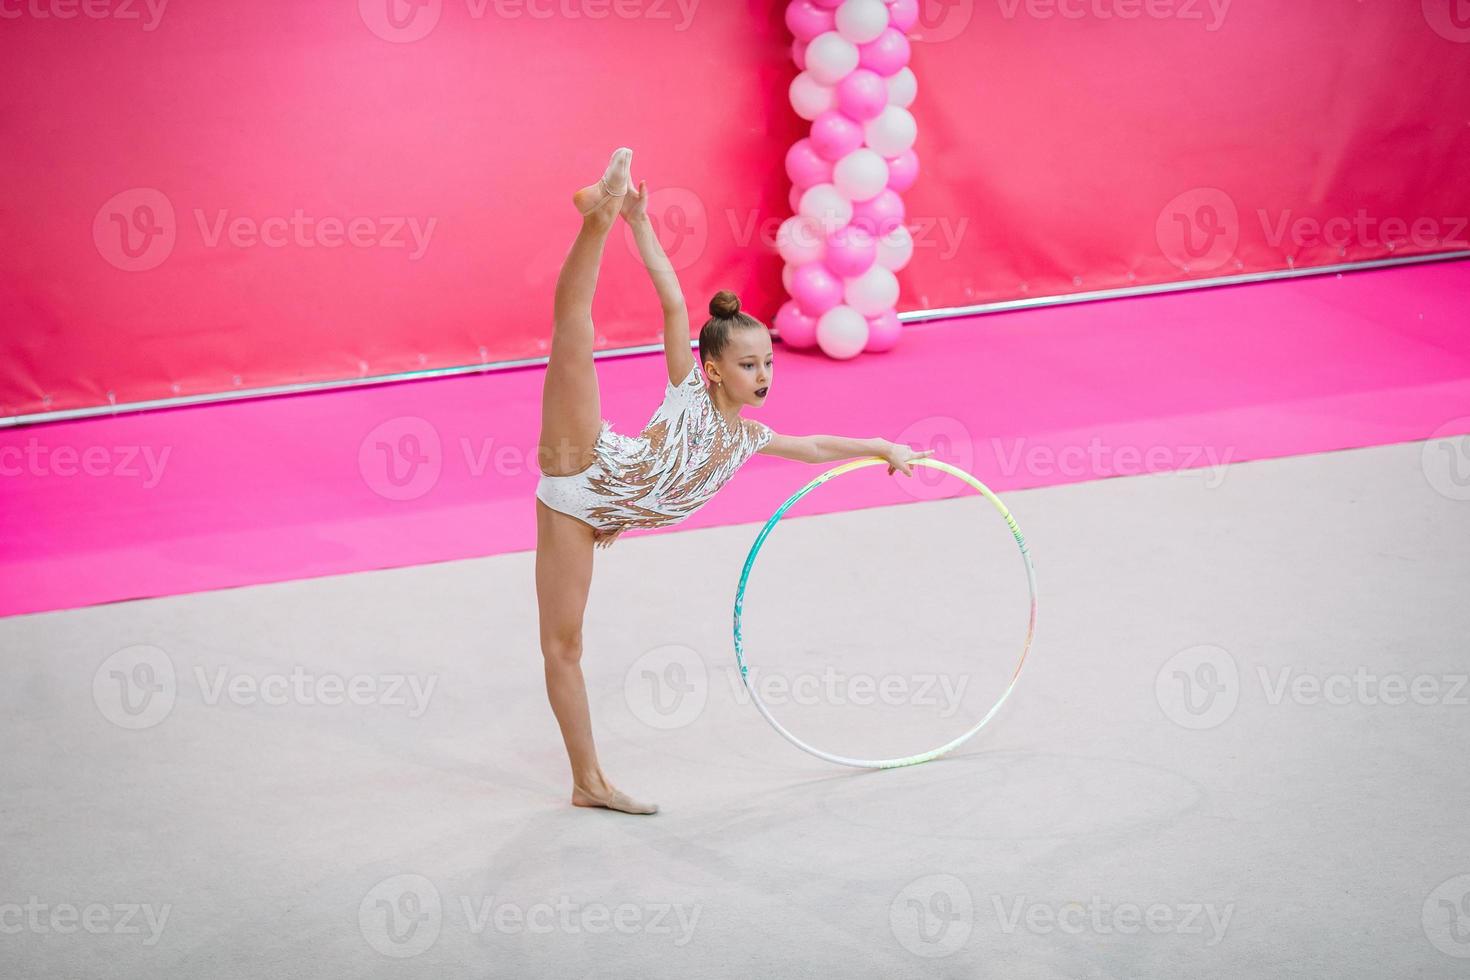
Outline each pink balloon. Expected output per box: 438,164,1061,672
785,0,835,41
789,185,804,213
823,225,877,278
864,309,903,352
858,28,911,76
812,0,843,7
775,300,819,348
886,0,919,32
790,262,844,316
886,148,919,192
792,38,808,70
836,68,887,121
850,189,906,236
810,110,865,162
786,138,834,189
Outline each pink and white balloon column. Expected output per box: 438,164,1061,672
777,0,918,359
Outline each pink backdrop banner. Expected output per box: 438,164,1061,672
2,0,1468,418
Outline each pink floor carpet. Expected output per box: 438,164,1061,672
3,260,1467,619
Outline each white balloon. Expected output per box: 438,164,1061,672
805,31,860,86
790,71,837,121
777,215,826,265
799,183,854,234
835,0,889,44
816,305,869,360
844,264,899,316
887,67,917,108
864,106,917,157
876,224,914,271
832,148,889,202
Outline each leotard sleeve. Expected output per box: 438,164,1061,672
743,418,774,452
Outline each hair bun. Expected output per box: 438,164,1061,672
709,290,741,319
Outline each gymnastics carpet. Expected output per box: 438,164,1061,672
0,438,1466,977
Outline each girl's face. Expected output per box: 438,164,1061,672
712,329,773,406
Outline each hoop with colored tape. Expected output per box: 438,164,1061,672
732,456,1037,769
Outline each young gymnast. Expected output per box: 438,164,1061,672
534,147,933,815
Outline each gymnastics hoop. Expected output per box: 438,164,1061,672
732,456,1038,769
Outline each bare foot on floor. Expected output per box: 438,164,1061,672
572,775,658,815
572,147,632,216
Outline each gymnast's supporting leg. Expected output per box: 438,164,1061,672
535,499,656,815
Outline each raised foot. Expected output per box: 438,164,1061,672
572,147,633,216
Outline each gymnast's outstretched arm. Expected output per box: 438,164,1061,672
620,180,694,385
759,432,933,476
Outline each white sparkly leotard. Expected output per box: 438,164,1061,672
536,362,774,548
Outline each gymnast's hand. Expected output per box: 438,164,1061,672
883,442,934,477
620,179,649,223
